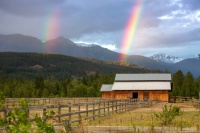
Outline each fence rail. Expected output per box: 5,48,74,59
1,98,152,126
4,97,104,107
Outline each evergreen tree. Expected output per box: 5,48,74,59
42,88,49,97
195,76,200,98
172,70,184,96
87,86,96,97
182,72,194,97
34,75,44,97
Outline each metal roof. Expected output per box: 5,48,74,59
112,82,171,90
100,84,113,92
115,73,171,81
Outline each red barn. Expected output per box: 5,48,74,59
100,73,172,102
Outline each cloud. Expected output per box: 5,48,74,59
0,0,200,58
0,0,66,17
181,0,200,11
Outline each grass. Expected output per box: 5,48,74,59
89,110,200,128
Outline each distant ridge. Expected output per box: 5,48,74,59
0,34,199,77
0,52,153,79
150,53,183,64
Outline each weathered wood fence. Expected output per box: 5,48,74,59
169,96,196,103
4,97,104,107
1,98,152,126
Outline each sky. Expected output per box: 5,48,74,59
0,0,200,58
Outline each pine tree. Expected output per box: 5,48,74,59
195,76,200,98
172,70,184,96
182,72,194,97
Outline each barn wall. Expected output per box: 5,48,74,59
101,90,169,101
101,92,114,99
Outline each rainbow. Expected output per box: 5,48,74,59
43,10,60,51
119,0,144,62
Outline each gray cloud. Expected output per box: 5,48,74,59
181,0,200,11
0,0,200,58
0,0,66,17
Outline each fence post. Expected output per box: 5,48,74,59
86,103,88,118
104,101,106,116
116,100,118,113
108,100,110,115
112,100,114,113
93,103,95,120
124,100,126,111
98,102,100,117
121,100,123,112
43,108,46,122
68,103,71,123
73,98,75,104
78,104,81,123
120,100,123,112
58,103,61,123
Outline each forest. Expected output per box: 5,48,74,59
0,52,199,98
0,52,152,80
0,70,200,98
0,72,114,98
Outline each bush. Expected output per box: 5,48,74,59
154,104,181,125
0,97,55,133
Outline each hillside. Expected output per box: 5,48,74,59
0,52,153,79
171,58,200,77
0,34,199,77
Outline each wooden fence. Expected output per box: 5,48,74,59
4,97,103,107
169,96,195,103
0,98,152,126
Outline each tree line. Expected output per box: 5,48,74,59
0,70,200,98
171,70,200,98
0,72,115,98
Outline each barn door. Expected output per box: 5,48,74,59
143,92,149,101
132,92,138,99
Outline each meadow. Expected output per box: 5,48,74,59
1,98,200,133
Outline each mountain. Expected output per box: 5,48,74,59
150,53,183,64
0,52,153,79
45,37,120,60
127,55,169,70
0,34,44,52
76,43,96,47
45,36,85,57
171,58,200,77
0,34,199,77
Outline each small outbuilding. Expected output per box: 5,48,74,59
100,73,172,102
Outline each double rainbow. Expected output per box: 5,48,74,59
119,0,144,62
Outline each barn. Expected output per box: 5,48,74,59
100,73,172,102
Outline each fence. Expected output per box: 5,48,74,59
4,97,103,107
169,96,195,103
0,98,152,126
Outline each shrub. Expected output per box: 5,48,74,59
154,104,181,125
0,96,55,133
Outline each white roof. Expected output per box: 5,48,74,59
112,82,171,90
100,84,113,92
115,73,171,81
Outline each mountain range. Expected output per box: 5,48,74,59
149,53,183,64
0,52,152,79
0,34,199,77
